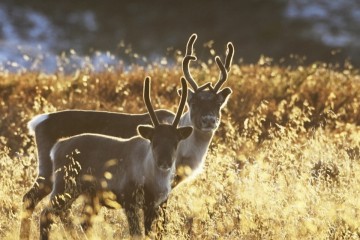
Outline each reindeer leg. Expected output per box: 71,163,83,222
150,200,169,240
21,133,55,240
144,204,161,237
20,176,52,240
124,204,141,237
80,192,99,233
39,202,73,240
40,171,79,240
39,206,57,240
40,196,69,240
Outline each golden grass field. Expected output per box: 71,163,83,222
1,53,360,239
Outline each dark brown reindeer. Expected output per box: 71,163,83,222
20,33,234,238
38,76,192,239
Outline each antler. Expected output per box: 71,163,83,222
182,34,199,91
144,77,160,127
183,34,234,93
172,77,188,127
212,42,234,92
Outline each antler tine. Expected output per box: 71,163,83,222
182,56,198,90
186,33,197,56
225,42,234,71
172,77,188,127
144,77,159,127
213,57,228,92
182,34,199,91
213,42,234,92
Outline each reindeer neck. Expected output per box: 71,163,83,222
175,111,215,175
143,151,174,205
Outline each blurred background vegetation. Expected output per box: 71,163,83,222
1,0,360,72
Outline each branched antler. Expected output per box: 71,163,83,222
212,42,234,92
182,34,234,93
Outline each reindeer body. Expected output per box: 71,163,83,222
43,133,172,237
51,133,172,206
28,109,174,182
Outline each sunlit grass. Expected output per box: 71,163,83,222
1,51,360,239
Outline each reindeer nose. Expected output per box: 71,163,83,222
201,116,216,126
158,161,173,172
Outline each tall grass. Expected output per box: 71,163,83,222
1,53,360,239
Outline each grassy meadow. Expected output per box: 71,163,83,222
1,53,360,239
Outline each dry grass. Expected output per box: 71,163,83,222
1,53,360,239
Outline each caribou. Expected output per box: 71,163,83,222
38,76,192,239
20,33,234,238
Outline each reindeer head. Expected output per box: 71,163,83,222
138,77,193,171
179,34,234,133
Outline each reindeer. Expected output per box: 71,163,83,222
174,33,234,185
21,33,234,238
38,76,192,239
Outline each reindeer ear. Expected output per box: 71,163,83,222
217,87,232,108
177,126,193,140
137,125,155,140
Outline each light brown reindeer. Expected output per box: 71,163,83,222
38,76,192,239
